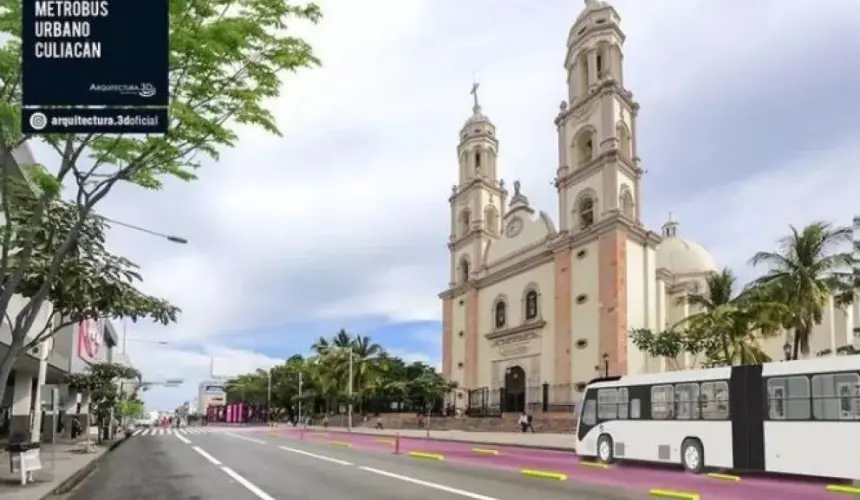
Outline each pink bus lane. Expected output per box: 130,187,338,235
272,428,838,500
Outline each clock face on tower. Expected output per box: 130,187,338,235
505,217,523,238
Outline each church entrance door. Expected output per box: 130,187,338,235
504,366,525,413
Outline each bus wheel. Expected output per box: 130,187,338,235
597,434,614,464
681,438,704,474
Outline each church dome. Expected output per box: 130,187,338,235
656,218,717,275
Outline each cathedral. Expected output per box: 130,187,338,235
438,0,859,409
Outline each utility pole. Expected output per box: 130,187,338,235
347,349,353,432
267,368,272,425
297,371,303,425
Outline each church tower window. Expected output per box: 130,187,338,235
620,189,634,219
596,54,603,77
460,209,471,236
475,151,481,169
578,196,595,229
575,128,596,167
616,123,631,158
459,257,470,283
524,290,539,321
484,206,499,236
494,301,507,329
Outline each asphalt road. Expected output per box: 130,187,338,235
63,430,650,500
62,432,262,500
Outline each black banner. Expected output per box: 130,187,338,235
22,0,169,107
22,107,168,134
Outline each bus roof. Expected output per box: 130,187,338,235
584,355,860,390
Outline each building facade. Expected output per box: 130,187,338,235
439,0,859,409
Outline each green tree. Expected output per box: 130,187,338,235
631,269,785,368
66,362,141,431
0,0,320,409
751,222,854,360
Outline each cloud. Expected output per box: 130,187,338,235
22,0,860,409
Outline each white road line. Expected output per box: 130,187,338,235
359,467,499,500
225,433,267,444
192,445,222,466
132,428,143,436
278,446,353,466
221,466,277,500
174,432,192,444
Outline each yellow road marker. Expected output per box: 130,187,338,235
407,451,445,461
706,472,740,482
519,468,568,481
826,484,860,495
580,461,609,469
329,441,353,447
648,489,700,500
376,438,396,445
471,448,499,455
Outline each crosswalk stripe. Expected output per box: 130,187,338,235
130,426,227,437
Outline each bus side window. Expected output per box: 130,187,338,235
812,374,837,420
675,383,699,420
582,399,597,426
785,375,810,420
834,373,859,420
701,381,729,420
767,378,787,420
617,388,629,419
651,385,673,419
597,389,617,420
630,398,641,419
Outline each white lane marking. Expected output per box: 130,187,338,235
278,446,352,466
132,428,143,436
192,445,222,466
221,466,277,500
175,432,192,444
359,467,499,500
225,432,267,444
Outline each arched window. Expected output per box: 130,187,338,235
524,290,539,321
619,189,634,219
577,51,589,94
484,206,499,236
616,123,631,158
459,257,470,284
494,301,507,329
578,196,595,229
474,151,481,171
575,128,596,167
460,209,471,237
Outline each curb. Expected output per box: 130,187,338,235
45,437,129,498
648,488,700,500
305,429,576,453
519,468,568,481
407,451,445,461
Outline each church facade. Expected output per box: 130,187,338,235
438,0,859,409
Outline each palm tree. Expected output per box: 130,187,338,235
673,268,784,366
751,222,854,360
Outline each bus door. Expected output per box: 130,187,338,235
729,365,765,471
575,388,599,452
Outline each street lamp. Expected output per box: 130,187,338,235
103,216,188,244
123,336,168,354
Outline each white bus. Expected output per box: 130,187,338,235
575,355,860,480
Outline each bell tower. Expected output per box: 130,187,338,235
448,81,505,287
554,0,643,234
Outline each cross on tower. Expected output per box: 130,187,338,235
470,78,480,111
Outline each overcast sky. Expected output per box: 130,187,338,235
31,0,860,410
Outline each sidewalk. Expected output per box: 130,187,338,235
0,439,119,500
302,426,576,452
